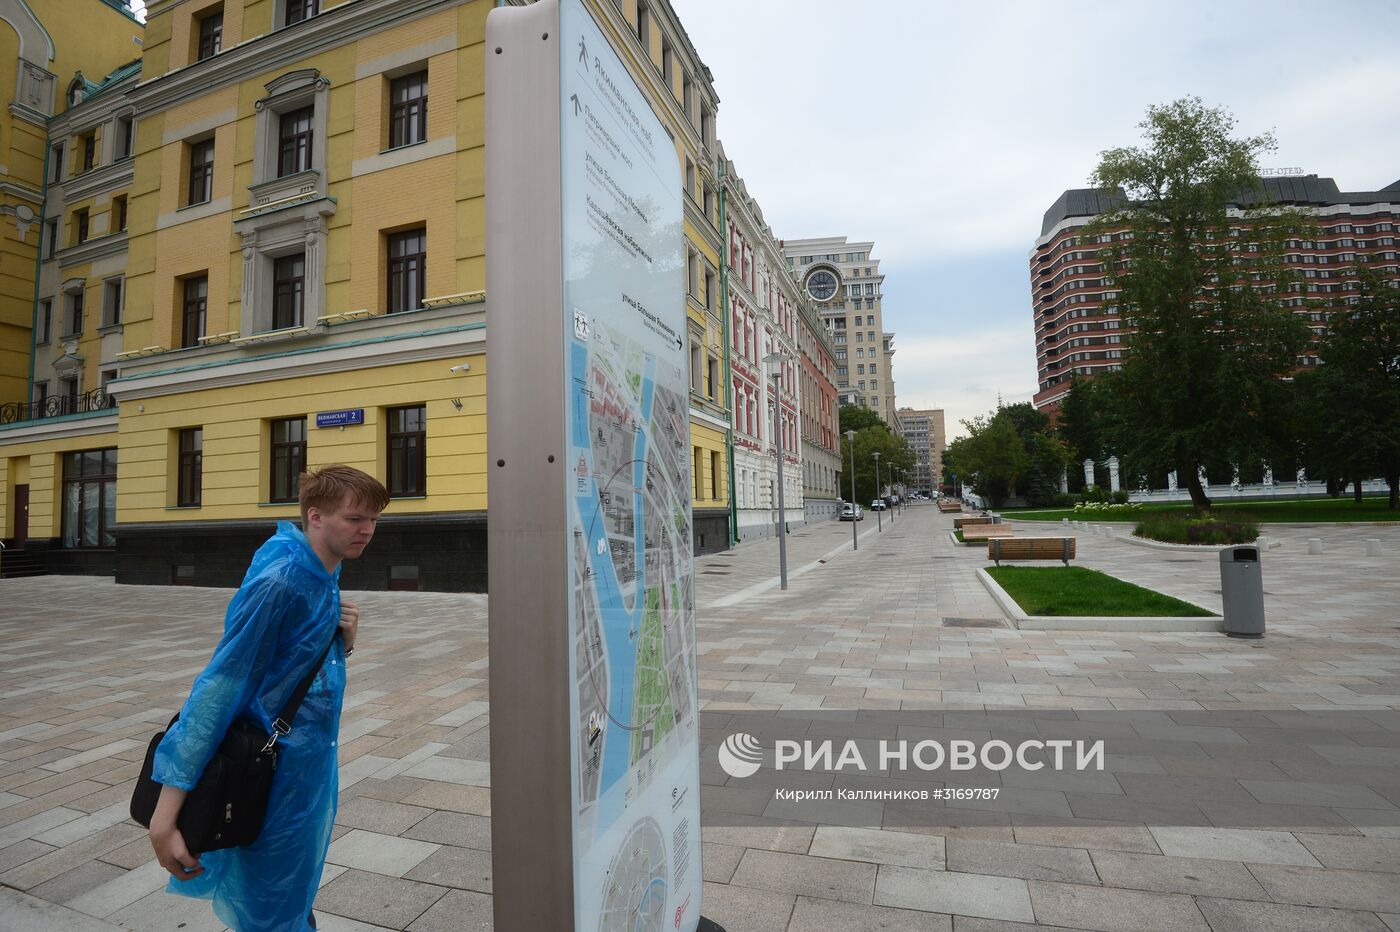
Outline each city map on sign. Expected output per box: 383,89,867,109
569,314,696,817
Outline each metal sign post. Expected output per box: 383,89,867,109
487,2,711,930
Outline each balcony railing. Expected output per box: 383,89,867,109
0,388,115,425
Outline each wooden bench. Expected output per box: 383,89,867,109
938,500,962,513
953,515,993,529
988,537,1076,565
960,524,1015,541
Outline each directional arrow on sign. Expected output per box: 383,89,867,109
673,335,683,351
571,93,581,117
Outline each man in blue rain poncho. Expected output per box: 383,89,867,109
147,465,389,930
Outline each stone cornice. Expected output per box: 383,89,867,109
58,158,134,204
129,0,464,117
57,232,129,270
0,180,44,205
111,308,487,400
0,411,118,445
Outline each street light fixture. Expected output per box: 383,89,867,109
763,351,791,590
845,428,857,551
873,450,882,532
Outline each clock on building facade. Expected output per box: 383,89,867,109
804,267,840,302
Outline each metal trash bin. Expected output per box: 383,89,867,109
1220,545,1265,638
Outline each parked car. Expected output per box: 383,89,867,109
870,499,887,511
840,503,864,521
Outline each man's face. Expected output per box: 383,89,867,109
307,494,381,564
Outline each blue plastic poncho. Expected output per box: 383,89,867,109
153,521,346,932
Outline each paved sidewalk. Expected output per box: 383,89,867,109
0,504,1397,930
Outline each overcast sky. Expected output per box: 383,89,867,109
669,0,1400,438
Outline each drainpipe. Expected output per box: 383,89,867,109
27,136,53,407
718,158,738,547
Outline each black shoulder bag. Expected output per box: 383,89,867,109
130,635,337,854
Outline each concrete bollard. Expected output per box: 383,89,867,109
1367,539,1382,557
1062,517,1070,525
1308,538,1322,555
1256,536,1268,552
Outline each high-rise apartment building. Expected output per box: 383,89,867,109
1031,175,1400,411
781,236,898,428
895,407,945,495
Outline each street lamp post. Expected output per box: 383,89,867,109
873,451,883,532
845,428,857,551
889,466,896,524
764,352,790,590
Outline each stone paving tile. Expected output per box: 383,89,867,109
403,889,492,932
787,894,952,931
699,880,796,932
314,868,447,928
1195,896,1393,931
0,886,125,932
106,887,229,932
1026,880,1209,931
1296,832,1400,872
1246,862,1400,912
28,857,126,905
1149,825,1323,866
729,848,876,904
1011,821,1161,854
333,796,435,836
702,842,746,883
400,810,492,851
808,825,946,871
0,822,144,891
1089,849,1271,899
401,844,492,893
325,829,440,878
951,919,1085,932
64,859,168,919
397,781,492,816
946,838,1099,885
874,866,1034,922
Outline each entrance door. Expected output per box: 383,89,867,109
13,485,28,548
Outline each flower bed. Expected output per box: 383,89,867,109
1074,502,1143,515
1134,512,1259,545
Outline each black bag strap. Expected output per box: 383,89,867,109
269,629,339,739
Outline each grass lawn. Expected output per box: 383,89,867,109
954,529,964,542
1003,495,1399,524
986,566,1215,617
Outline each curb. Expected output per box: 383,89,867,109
975,568,1224,633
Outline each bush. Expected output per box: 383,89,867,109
1051,492,1077,508
1080,484,1108,503
1134,512,1259,545
1110,489,1130,504
1074,501,1142,514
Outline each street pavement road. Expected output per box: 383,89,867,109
1,503,1398,930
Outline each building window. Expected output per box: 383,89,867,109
62,449,117,548
182,275,208,347
277,106,314,177
635,1,649,49
178,428,203,506
387,404,427,497
269,417,306,503
387,228,426,313
65,289,84,337
710,450,720,499
45,218,58,257
37,300,52,344
74,208,89,244
197,8,223,61
102,278,124,328
80,132,96,172
115,116,134,160
272,254,305,329
388,71,428,148
707,355,718,401
693,447,703,500
114,195,128,232
704,268,716,310
284,0,318,25
50,144,63,183
188,139,214,205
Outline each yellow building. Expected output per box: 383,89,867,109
1,0,732,588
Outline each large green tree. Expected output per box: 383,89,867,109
1087,97,1310,511
1305,271,1400,508
835,405,914,503
944,413,1029,508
